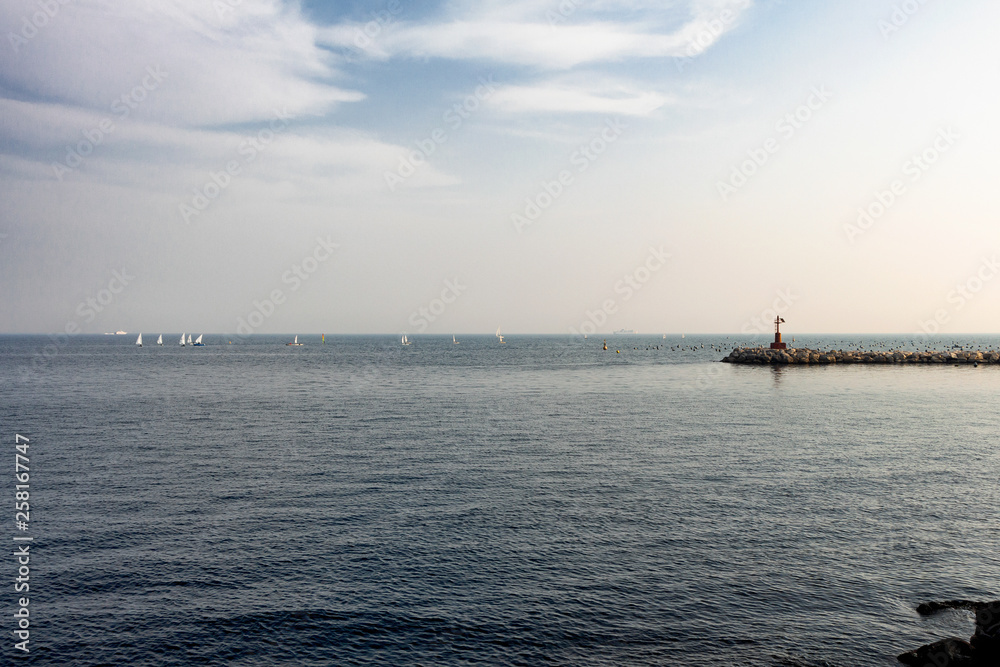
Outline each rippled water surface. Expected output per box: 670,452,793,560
2,334,998,665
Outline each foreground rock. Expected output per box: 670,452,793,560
721,347,1000,365
898,600,1000,666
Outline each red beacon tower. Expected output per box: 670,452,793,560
770,316,787,350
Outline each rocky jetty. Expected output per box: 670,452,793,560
898,600,1000,666
721,347,1000,365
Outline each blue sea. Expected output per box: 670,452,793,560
2,333,998,666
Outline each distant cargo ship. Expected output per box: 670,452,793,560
613,329,637,334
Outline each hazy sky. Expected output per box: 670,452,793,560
2,0,999,335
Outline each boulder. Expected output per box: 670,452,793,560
719,347,1000,368
900,600,1000,666
971,601,1000,653
898,637,977,666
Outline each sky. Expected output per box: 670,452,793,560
2,0,999,336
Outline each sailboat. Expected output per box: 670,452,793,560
321,333,325,344
187,334,193,346
192,334,205,347
453,335,459,344
179,333,186,347
135,333,142,347
496,326,505,344
401,334,411,346
286,335,303,346
157,335,163,346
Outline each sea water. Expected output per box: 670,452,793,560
1,334,998,665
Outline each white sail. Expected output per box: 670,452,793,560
157,334,163,345
294,335,298,344
180,333,185,346
195,334,203,345
136,333,142,346
187,334,192,345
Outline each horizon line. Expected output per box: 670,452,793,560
3,332,1000,337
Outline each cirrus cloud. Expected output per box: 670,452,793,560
319,0,753,69
1,0,362,128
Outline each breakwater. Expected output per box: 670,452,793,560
722,347,1000,365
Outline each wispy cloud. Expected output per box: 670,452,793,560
490,82,670,116
0,0,383,193
1,0,362,127
319,0,753,69
0,97,456,197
